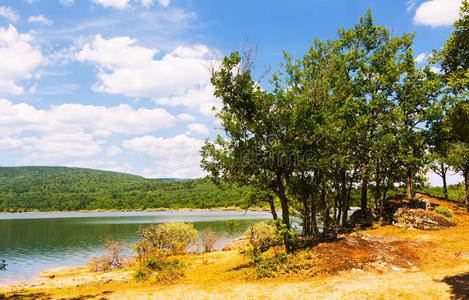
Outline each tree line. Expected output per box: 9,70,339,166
0,167,247,211
201,6,469,243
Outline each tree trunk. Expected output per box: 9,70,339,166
311,193,319,237
341,170,348,227
464,167,469,212
441,164,448,201
268,195,278,220
302,195,312,236
406,166,414,200
276,173,290,229
360,163,368,210
276,173,292,253
322,174,330,231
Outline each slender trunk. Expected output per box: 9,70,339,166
276,173,290,229
341,169,348,227
276,172,292,253
302,194,311,236
360,163,368,210
441,164,448,201
322,180,330,231
406,166,414,200
333,187,339,223
268,195,278,220
464,167,469,212
311,194,319,237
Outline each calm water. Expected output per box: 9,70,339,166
0,211,272,285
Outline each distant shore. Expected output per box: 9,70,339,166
0,206,271,214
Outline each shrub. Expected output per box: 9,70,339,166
200,229,221,253
244,222,276,240
89,238,127,272
134,250,185,282
0,259,6,271
435,206,453,218
137,222,198,255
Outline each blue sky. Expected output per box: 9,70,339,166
0,0,463,185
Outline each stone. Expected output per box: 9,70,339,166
392,208,456,230
349,209,374,228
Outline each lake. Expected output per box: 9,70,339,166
0,210,272,285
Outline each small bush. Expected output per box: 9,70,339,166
200,229,221,252
137,222,198,255
134,250,185,282
0,259,6,271
435,206,453,218
244,222,276,240
89,238,127,272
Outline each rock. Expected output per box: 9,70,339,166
222,237,250,251
349,209,374,228
393,208,456,230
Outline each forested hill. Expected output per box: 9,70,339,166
0,167,247,212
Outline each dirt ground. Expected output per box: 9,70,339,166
1,195,469,299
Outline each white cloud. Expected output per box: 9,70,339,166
0,136,23,150
59,0,74,5
407,0,418,11
0,7,19,22
107,145,122,156
123,134,205,178
187,123,209,136
28,15,53,26
0,98,176,158
415,53,427,63
76,35,215,104
414,0,462,27
0,99,176,137
0,25,45,95
157,0,170,7
141,0,154,7
66,159,116,169
177,113,196,122
23,132,102,158
153,84,220,116
92,0,130,9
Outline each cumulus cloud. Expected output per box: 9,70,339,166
0,25,44,95
23,132,102,158
92,0,129,9
0,7,19,22
107,145,122,156
153,84,220,117
75,35,217,113
123,134,205,178
415,53,427,63
187,123,209,136
28,15,53,26
0,98,176,158
177,113,196,122
414,0,462,27
157,0,170,7
0,99,176,137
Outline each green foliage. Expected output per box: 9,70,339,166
89,238,127,272
134,250,185,282
420,184,466,202
136,222,198,255
0,259,6,271
435,206,453,218
0,167,247,211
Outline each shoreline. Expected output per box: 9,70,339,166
0,206,272,214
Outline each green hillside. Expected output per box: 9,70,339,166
0,167,247,212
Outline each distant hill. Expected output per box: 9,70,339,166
0,166,247,212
